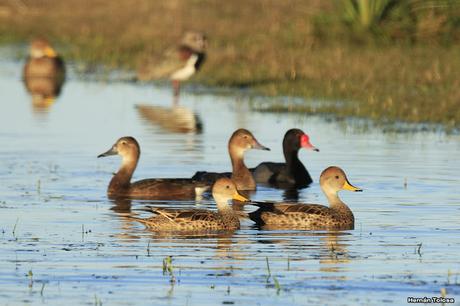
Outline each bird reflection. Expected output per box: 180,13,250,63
251,229,352,274
282,188,300,201
23,38,65,114
136,104,202,134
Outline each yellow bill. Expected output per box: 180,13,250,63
45,47,57,57
342,180,362,192
233,192,249,202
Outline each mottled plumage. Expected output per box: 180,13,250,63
129,178,248,231
248,166,362,230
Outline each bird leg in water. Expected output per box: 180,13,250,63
172,80,180,99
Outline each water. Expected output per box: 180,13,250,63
1,56,459,306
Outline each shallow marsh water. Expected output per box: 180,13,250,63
1,56,460,305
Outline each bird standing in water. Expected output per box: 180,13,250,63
137,31,207,104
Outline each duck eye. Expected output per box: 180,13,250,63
226,185,230,189
243,135,248,139
335,176,339,179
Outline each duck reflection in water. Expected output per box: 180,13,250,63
253,230,352,275
23,38,65,114
136,103,203,134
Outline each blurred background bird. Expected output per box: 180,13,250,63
137,31,207,104
23,38,66,111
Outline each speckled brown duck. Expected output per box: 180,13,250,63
129,178,249,231
252,129,319,188
247,166,362,230
192,129,270,191
98,136,209,200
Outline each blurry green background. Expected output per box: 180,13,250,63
1,0,459,127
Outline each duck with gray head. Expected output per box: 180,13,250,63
128,178,249,231
98,136,210,200
192,128,270,191
252,129,319,189
247,166,362,230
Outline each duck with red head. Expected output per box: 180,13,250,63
98,136,209,200
252,129,319,189
247,166,362,230
192,129,270,191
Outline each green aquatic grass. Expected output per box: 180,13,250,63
0,0,459,127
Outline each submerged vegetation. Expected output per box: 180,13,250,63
0,0,459,127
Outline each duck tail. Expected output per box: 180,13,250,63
124,215,147,224
235,210,250,219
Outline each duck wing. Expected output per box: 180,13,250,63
273,203,332,215
250,202,332,216
144,206,217,222
129,178,210,199
191,171,232,184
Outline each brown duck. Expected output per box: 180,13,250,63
252,129,319,188
129,178,249,231
192,129,270,190
247,166,362,230
98,136,209,199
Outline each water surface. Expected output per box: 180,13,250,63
1,57,459,305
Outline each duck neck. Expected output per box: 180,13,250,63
230,148,255,190
324,191,354,219
214,196,236,215
109,155,139,193
284,147,307,175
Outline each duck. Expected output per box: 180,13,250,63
136,31,206,103
129,178,249,231
252,129,319,189
23,38,65,80
247,166,362,230
192,129,270,191
98,136,209,200
23,38,66,109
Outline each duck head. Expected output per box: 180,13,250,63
228,129,270,158
98,136,140,165
284,128,319,152
320,166,362,197
29,38,58,59
212,177,249,206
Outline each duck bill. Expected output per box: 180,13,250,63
232,191,249,202
97,146,117,158
252,139,270,151
300,134,319,152
342,180,362,192
45,47,58,58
